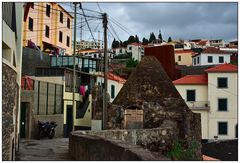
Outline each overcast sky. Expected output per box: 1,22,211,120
62,2,238,45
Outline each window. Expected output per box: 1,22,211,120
218,98,227,111
45,25,49,38
219,56,224,63
28,17,33,31
218,77,228,88
186,90,195,101
178,56,181,61
111,85,115,99
193,58,196,65
59,31,63,42
208,56,213,63
119,49,122,53
218,122,228,135
67,36,70,47
46,4,51,17
197,57,200,64
60,11,63,23
129,46,132,50
67,18,70,28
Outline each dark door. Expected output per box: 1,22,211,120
236,124,238,138
20,102,26,138
66,105,73,137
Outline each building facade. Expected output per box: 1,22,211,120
97,72,126,102
173,64,238,140
126,43,144,61
210,39,225,47
174,49,194,66
76,40,104,50
23,2,73,55
192,47,231,66
2,2,24,160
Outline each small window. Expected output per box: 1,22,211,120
67,36,70,47
218,98,227,111
45,25,49,38
119,49,122,53
178,56,181,61
208,56,213,63
218,77,228,88
67,18,70,28
193,58,196,65
60,11,63,23
219,56,224,63
129,46,132,50
111,85,115,99
218,122,228,135
197,57,200,64
28,17,33,31
59,31,63,42
187,90,195,101
46,4,51,17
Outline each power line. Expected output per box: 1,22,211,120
96,2,103,13
108,21,121,42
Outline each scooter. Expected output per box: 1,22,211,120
38,121,57,139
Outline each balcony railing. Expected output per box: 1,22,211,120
186,101,210,110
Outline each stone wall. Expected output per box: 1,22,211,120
69,132,169,161
2,63,18,160
75,121,178,155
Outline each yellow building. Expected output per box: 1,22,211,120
23,2,73,55
174,49,194,66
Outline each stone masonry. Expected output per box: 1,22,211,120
2,63,18,160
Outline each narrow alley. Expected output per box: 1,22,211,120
16,138,71,161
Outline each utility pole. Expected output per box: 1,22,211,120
72,2,78,132
102,13,108,130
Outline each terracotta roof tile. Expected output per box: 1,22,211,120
175,50,194,55
99,72,126,84
173,75,207,85
202,47,230,54
205,63,238,72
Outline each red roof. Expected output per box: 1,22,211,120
197,40,208,46
130,42,142,46
173,75,207,85
205,63,238,72
175,50,194,55
99,72,126,84
202,47,230,54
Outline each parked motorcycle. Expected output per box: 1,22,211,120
38,121,57,139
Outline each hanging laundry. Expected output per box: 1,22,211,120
80,85,86,97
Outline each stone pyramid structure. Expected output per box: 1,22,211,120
107,56,201,156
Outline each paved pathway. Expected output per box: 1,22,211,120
16,138,71,161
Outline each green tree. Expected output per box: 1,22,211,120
149,32,156,43
135,35,140,43
128,35,136,44
111,38,116,48
158,30,163,43
168,37,172,43
142,37,148,45
126,58,139,67
122,41,128,47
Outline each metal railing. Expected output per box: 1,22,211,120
186,101,210,110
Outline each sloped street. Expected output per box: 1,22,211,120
16,138,71,161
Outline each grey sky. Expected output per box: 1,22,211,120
62,2,237,45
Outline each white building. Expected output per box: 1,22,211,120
97,72,126,102
192,47,231,66
76,40,104,50
210,39,225,47
112,47,127,56
173,63,238,140
126,43,144,61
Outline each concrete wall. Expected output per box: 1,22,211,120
175,52,192,66
69,133,167,161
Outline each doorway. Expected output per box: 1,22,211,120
20,103,26,138
66,105,73,137
236,124,238,138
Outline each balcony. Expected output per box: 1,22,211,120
186,101,210,110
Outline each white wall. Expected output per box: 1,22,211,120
175,85,209,139
207,72,237,139
193,53,231,66
97,76,124,103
